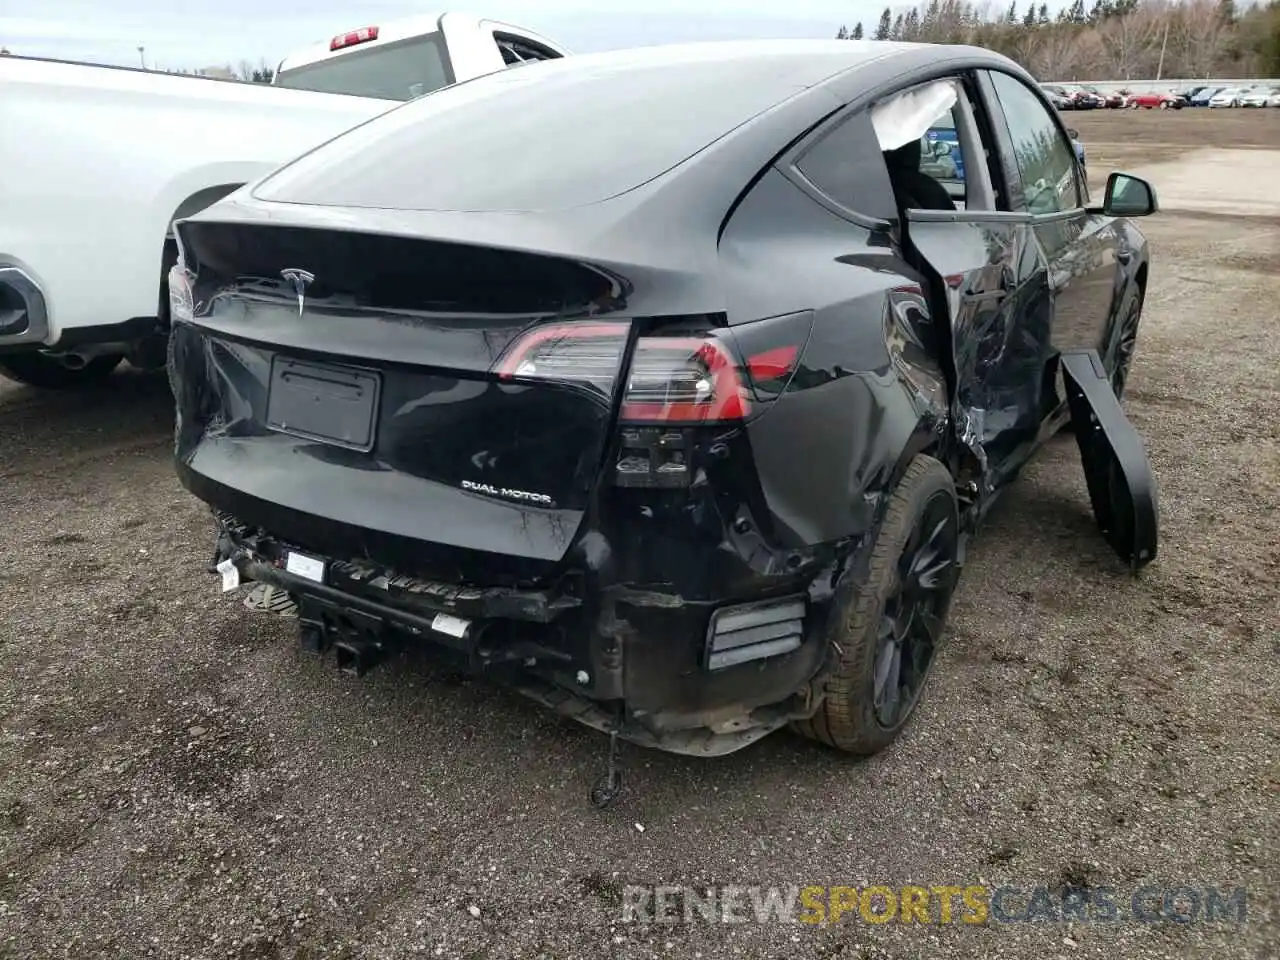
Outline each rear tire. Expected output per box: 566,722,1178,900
0,352,123,389
792,455,960,755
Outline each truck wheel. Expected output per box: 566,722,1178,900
793,455,959,755
0,352,123,389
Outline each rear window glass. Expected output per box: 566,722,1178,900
274,34,449,102
254,56,824,213
793,108,898,222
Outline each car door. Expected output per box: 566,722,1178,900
887,70,1157,568
876,74,1055,497
979,69,1123,366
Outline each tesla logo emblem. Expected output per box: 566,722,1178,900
280,268,315,317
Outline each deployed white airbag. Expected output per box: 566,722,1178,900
871,81,959,151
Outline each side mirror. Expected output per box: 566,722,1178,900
1102,172,1158,217
1065,127,1080,140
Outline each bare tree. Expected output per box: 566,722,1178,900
839,0,1265,79
1034,26,1089,77
1096,3,1164,78
1177,0,1233,77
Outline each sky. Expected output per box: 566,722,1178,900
0,0,892,71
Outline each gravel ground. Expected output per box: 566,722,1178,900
1,109,1277,960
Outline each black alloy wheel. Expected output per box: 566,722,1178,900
871,487,958,730
1110,292,1143,401
793,455,960,755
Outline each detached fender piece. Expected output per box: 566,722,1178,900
1060,349,1158,572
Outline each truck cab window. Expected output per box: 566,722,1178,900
274,34,450,101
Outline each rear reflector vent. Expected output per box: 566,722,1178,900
705,597,805,671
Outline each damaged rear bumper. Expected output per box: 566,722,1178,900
211,513,844,756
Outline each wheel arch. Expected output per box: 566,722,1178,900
158,183,244,325
166,183,245,239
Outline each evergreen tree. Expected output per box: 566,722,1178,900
836,24,849,38
891,12,905,38
874,7,893,39
1038,3,1050,24
1023,1,1037,26
1006,0,1018,21
852,21,865,39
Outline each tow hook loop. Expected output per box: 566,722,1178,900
334,638,385,677
298,622,330,656
590,711,626,809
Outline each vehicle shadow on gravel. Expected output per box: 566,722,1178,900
0,369,173,475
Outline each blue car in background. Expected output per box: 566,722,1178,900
924,120,1086,183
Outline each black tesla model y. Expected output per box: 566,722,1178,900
168,40,1160,803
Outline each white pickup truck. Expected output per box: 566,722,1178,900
0,13,567,388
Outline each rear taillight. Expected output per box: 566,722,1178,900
330,25,379,51
494,312,811,424
620,336,749,423
495,321,628,401
168,264,194,324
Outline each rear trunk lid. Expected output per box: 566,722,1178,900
170,220,636,582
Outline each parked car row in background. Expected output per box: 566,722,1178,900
1179,84,1278,107
1040,82,1280,111
1041,83,1115,109
1206,85,1280,107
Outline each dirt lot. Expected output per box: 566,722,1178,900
2,109,1278,960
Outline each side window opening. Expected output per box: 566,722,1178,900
787,76,1000,227
871,78,987,217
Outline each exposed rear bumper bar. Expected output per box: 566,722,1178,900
212,513,837,756
214,511,581,624
229,553,807,755
239,557,474,650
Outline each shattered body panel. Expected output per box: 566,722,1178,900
169,41,1161,760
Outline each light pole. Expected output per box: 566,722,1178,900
1154,21,1169,83
137,45,146,69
